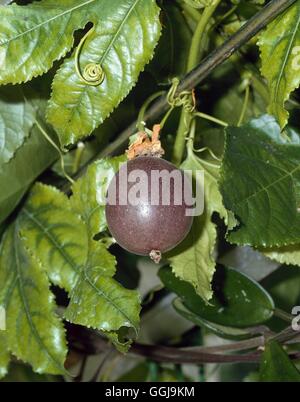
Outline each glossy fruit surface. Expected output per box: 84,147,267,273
105,156,194,257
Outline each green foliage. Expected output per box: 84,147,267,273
173,298,259,340
1,0,300,382
149,1,192,81
70,156,126,235
263,244,300,266
0,156,140,376
0,0,161,146
0,86,36,165
0,120,57,226
47,0,161,146
159,265,274,328
167,147,228,302
258,1,300,128
220,115,300,247
65,158,139,350
20,184,86,292
260,341,300,382
0,86,58,225
0,223,67,376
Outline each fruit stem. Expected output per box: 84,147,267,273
172,1,221,166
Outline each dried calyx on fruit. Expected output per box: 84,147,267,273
105,125,194,263
126,124,165,160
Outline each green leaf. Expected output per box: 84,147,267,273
0,0,161,145
0,86,36,165
220,114,300,247
167,149,228,302
0,83,58,225
0,223,67,375
148,1,192,82
65,159,140,347
262,244,300,266
64,251,140,340
173,298,258,340
260,341,300,382
47,0,161,146
159,265,274,328
0,0,97,85
258,1,300,128
21,162,140,350
20,183,86,292
0,122,57,226
70,156,126,235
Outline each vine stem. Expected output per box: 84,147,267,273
62,0,296,190
187,2,221,72
69,324,300,365
172,0,221,166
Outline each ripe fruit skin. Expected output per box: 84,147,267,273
105,156,193,257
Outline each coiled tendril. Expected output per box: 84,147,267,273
75,26,105,86
167,77,196,113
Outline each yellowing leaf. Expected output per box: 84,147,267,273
0,223,67,375
258,1,300,128
65,158,140,346
0,154,139,375
21,159,140,351
65,246,140,338
20,183,87,292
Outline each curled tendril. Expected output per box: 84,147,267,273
75,26,105,86
167,77,196,113
190,145,222,162
81,63,105,86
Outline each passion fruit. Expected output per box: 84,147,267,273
105,156,193,262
